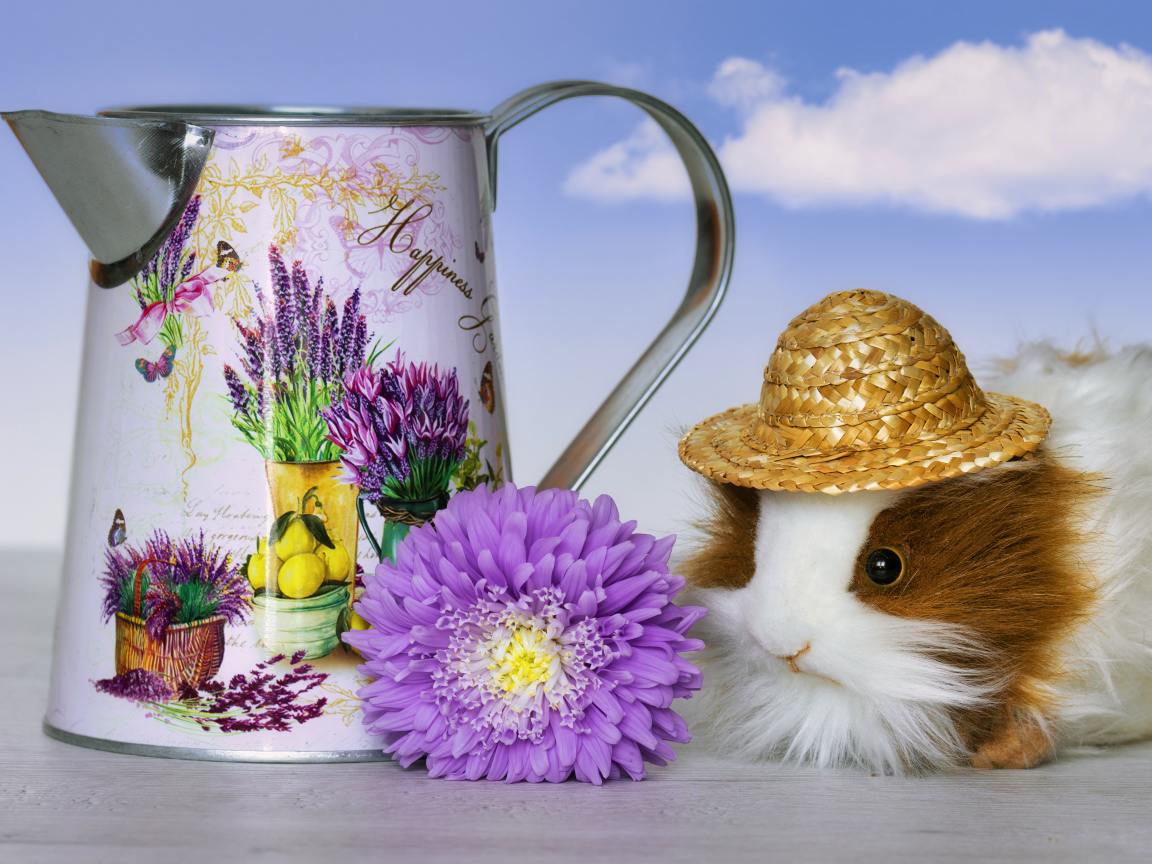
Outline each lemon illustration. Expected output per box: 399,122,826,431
275,520,317,560
278,552,326,599
257,535,279,560
248,552,281,591
318,538,351,582
347,606,372,655
247,552,266,590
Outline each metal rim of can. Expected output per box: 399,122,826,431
98,105,490,126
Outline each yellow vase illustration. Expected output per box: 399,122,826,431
251,461,359,660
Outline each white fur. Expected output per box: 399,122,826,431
688,344,1152,771
691,489,997,773
987,345,1152,747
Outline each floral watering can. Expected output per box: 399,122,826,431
3,82,734,762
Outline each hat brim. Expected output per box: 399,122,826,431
679,393,1051,494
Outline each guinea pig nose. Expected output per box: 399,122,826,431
777,642,811,674
748,628,811,667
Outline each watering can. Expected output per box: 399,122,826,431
3,82,734,761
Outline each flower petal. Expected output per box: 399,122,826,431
351,482,703,784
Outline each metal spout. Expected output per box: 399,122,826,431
2,110,214,288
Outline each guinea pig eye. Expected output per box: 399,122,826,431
864,547,904,586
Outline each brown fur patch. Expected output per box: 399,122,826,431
971,710,1051,769
851,449,1102,762
681,479,760,590
1056,350,1107,368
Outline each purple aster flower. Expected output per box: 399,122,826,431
346,484,706,784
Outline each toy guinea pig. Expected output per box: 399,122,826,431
678,289,1152,773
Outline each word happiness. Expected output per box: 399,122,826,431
356,194,472,299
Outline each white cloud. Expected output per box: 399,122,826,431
566,30,1152,219
562,118,691,202
708,56,785,115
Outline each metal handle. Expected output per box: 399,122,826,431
486,81,735,491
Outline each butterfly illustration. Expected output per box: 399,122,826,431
479,360,495,413
108,509,126,547
216,241,243,273
474,241,486,264
135,344,177,382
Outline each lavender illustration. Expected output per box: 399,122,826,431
94,651,328,734
117,195,217,355
321,350,469,506
223,246,372,462
101,530,251,639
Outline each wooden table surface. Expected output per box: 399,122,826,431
3,549,1150,863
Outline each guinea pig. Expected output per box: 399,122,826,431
678,289,1152,774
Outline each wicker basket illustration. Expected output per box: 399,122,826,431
114,612,226,688
113,557,227,688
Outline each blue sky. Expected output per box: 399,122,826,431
2,0,1151,546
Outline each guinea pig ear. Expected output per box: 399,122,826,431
682,478,760,590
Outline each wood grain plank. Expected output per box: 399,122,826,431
2,550,1150,864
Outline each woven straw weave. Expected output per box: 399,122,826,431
114,613,226,688
679,290,1050,494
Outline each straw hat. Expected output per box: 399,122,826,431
679,290,1051,494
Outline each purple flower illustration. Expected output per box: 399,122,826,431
101,530,251,639
322,350,468,505
186,651,328,733
140,194,199,302
224,246,372,462
94,651,329,733
319,300,336,382
223,365,249,414
94,668,175,704
346,484,706,784
119,195,218,351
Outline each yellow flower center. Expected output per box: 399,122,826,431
488,626,555,694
